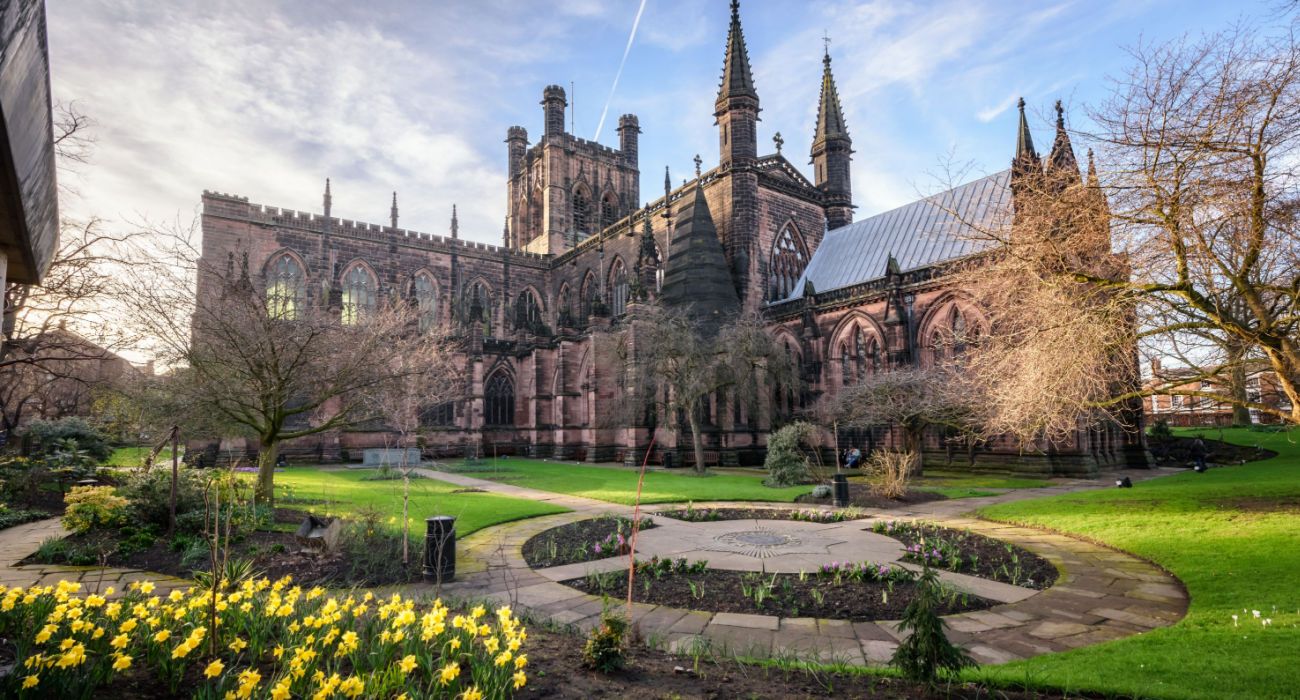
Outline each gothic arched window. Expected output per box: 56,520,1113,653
573,189,591,236
484,372,515,426
839,342,851,385
854,328,868,378
950,306,969,357
868,336,881,373
600,192,618,231
557,284,572,327
466,280,492,336
580,272,597,321
341,264,377,325
768,225,809,302
609,259,629,317
515,289,542,331
266,253,305,320
414,272,437,332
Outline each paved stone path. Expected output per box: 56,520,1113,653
0,465,1189,668
433,466,1189,666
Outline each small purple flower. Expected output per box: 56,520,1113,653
593,543,602,555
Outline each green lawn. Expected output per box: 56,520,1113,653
912,471,1054,499
438,458,811,505
974,426,1300,699
269,467,569,537
107,445,182,467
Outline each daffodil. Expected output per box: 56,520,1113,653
21,675,38,689
153,629,170,643
204,659,225,678
461,686,484,700
439,661,461,685
513,670,528,689
112,654,132,672
399,654,418,674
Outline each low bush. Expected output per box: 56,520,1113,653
764,421,820,487
890,566,973,683
583,610,629,673
0,507,50,531
61,485,129,534
863,450,912,499
22,417,113,462
119,466,207,531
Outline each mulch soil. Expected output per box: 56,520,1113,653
15,621,1090,700
565,568,993,622
522,516,658,569
796,484,948,509
653,506,866,523
880,523,1058,590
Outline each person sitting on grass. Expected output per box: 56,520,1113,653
845,447,862,470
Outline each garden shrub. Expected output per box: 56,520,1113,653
0,506,49,531
890,566,973,683
23,417,113,462
61,485,129,533
764,421,819,487
119,465,207,531
1148,419,1173,439
583,610,630,673
863,450,912,499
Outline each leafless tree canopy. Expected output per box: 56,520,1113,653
953,20,1300,429
605,302,798,473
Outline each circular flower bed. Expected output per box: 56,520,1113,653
0,577,529,698
654,505,870,523
870,521,1058,589
521,515,655,568
565,557,995,621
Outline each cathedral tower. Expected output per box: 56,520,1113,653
811,47,853,230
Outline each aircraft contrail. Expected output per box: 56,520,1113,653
593,0,648,142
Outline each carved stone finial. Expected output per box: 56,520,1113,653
693,154,702,178
773,131,784,154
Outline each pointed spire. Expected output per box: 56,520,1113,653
323,178,333,218
1086,148,1099,187
390,191,399,229
1015,98,1036,161
661,184,740,332
450,204,459,239
813,45,849,147
1046,100,1080,182
716,0,757,107
502,216,510,248
664,165,671,197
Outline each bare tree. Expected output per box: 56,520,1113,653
951,21,1300,432
364,329,460,564
124,247,457,505
827,367,978,476
607,303,798,474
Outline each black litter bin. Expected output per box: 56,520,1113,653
832,473,850,508
422,516,456,582
663,452,675,469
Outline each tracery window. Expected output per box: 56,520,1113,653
854,328,867,378
609,259,629,317
839,342,851,384
484,372,515,426
515,289,542,331
420,402,455,427
414,272,437,332
266,253,305,320
600,193,618,231
580,272,597,321
573,189,591,235
341,264,376,325
557,284,572,327
466,280,492,336
768,225,808,301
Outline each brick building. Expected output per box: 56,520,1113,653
195,1,1146,475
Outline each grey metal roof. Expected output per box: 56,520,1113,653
789,169,1011,298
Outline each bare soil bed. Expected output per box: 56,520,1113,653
653,506,870,523
795,484,948,509
873,521,1058,590
565,566,993,622
522,515,656,568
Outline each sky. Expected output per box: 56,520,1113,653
47,0,1268,246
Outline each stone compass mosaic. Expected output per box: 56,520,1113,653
705,526,846,559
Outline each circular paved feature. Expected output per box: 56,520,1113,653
713,528,799,557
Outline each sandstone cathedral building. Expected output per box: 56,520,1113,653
195,1,1146,475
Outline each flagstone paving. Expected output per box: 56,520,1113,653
0,465,1189,668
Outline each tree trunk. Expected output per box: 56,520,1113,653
903,426,924,477
255,440,278,507
1226,341,1253,426
687,409,707,475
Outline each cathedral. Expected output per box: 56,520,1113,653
195,1,1146,475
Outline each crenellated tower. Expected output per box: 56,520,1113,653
504,86,641,255
811,47,853,231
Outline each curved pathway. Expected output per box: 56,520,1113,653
430,466,1189,666
0,466,1189,668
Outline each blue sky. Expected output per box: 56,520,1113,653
48,0,1264,245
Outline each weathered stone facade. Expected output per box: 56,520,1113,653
193,1,1145,476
